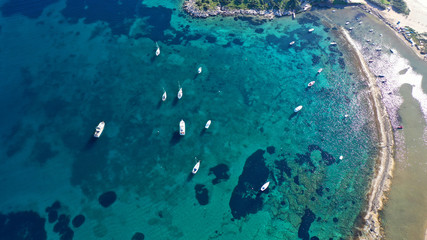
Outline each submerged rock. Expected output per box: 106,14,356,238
229,149,269,219
131,232,145,240
98,191,117,208
195,184,209,205
0,211,47,239
209,164,230,185
72,214,85,228
298,208,316,240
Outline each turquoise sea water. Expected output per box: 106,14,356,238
0,1,380,239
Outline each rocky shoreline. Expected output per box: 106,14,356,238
183,0,303,18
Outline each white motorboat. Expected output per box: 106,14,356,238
294,105,303,112
368,59,373,63
180,119,185,135
349,27,353,30
198,67,202,74
345,21,350,25
289,41,295,46
308,81,315,87
390,49,394,53
369,29,373,32
308,28,314,33
94,121,105,138
205,120,211,129
162,91,167,101
376,48,382,51
177,88,183,99
192,161,200,174
155,42,160,56
339,155,344,160
330,42,337,46
317,68,323,73
260,181,270,191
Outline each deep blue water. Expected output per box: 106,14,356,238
0,1,380,239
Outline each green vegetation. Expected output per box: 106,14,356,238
365,0,390,9
404,26,426,53
194,0,303,11
391,0,410,15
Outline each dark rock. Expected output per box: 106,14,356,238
229,149,269,219
48,210,58,223
293,175,300,185
195,184,209,205
60,227,74,240
72,214,85,228
311,237,320,240
266,146,275,154
255,28,264,34
45,200,61,213
232,38,244,45
316,186,323,197
333,217,339,223
0,211,47,239
131,232,145,240
53,214,70,234
208,164,230,185
298,208,316,240
0,0,58,18
206,35,217,43
98,191,117,208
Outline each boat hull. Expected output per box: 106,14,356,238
94,121,105,138
180,120,185,135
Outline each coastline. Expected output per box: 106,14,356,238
358,4,427,61
337,27,395,239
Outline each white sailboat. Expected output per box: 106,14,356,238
155,42,160,56
294,105,303,112
192,160,200,174
177,88,183,99
260,181,270,191
289,41,295,46
94,121,105,138
198,67,202,74
162,91,167,101
308,28,314,32
180,119,185,135
205,120,211,129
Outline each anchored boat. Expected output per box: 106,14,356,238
260,181,270,191
192,160,200,174
94,121,105,138
205,120,211,129
294,105,303,112
180,120,185,135
177,88,183,99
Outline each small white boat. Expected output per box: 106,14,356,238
349,27,353,30
366,39,371,42
308,28,314,33
294,105,303,112
289,41,295,46
177,88,183,99
205,120,211,129
345,21,350,25
368,59,373,63
162,91,167,101
198,67,202,74
180,119,185,136
155,42,160,56
332,9,336,12
369,29,373,32
359,21,362,25
390,49,394,53
192,161,200,174
339,155,344,160
317,68,323,73
308,81,315,87
94,121,105,138
376,48,382,51
330,42,337,46
260,181,270,191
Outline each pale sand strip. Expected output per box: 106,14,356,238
337,28,395,239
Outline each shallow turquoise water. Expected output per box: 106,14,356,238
0,1,379,239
